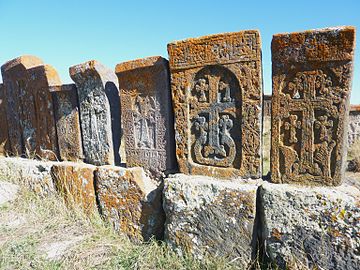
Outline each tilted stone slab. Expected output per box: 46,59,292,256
1,56,61,160
95,165,164,241
51,162,97,214
0,156,55,196
168,30,263,179
271,26,356,185
116,56,176,177
70,60,120,166
163,174,259,267
0,84,10,155
259,181,360,270
51,84,83,161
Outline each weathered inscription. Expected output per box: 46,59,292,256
168,31,263,179
271,26,356,185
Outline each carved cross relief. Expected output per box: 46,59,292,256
191,66,238,167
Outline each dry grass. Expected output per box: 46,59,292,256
0,179,252,270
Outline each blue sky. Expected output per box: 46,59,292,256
0,0,359,102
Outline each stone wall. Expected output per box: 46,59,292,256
0,26,358,269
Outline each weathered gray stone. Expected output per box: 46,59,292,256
95,165,164,241
0,157,55,196
116,56,176,178
259,181,360,269
50,84,83,161
163,174,259,267
69,60,120,166
348,105,360,146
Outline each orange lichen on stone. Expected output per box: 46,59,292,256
168,30,263,179
95,166,164,241
51,162,97,214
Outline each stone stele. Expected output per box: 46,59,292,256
70,60,120,166
0,83,10,155
271,26,356,185
168,30,263,179
1,56,61,160
95,165,164,241
50,84,83,162
51,162,97,214
259,181,360,270
163,174,259,268
115,56,176,177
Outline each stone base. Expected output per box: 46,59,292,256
0,157,55,196
259,182,360,270
163,174,260,268
51,162,97,214
95,166,164,241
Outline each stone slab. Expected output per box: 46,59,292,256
70,60,120,166
271,26,356,185
259,181,360,269
51,84,83,161
1,56,60,160
168,30,263,179
163,174,260,267
348,105,360,146
0,83,9,155
51,162,97,214
95,165,164,241
116,56,176,177
0,156,55,196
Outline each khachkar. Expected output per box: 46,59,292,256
168,31,263,178
271,26,356,185
70,60,120,166
0,83,9,155
1,56,60,160
115,56,176,177
50,84,83,161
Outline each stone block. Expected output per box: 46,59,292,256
116,56,176,178
168,30,263,179
259,181,360,270
70,60,120,166
0,156,55,196
163,174,259,267
271,26,356,185
95,165,164,241
51,162,97,214
51,84,83,161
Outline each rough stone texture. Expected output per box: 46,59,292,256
271,26,356,186
259,181,360,270
0,157,55,196
263,94,271,117
163,174,259,267
1,56,60,160
69,60,120,166
51,84,83,161
0,83,9,155
0,181,19,205
116,56,176,178
95,165,164,241
348,105,360,146
168,30,263,179
51,162,96,214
